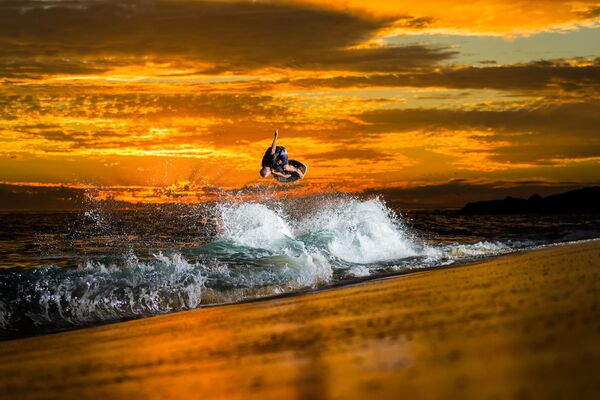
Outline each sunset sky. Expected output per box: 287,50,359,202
1,0,599,207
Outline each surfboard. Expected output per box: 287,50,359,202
273,160,308,183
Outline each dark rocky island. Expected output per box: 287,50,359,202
459,186,600,215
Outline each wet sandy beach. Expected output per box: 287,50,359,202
1,240,599,399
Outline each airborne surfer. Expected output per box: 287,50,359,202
259,129,306,181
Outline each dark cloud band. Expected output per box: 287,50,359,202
282,60,600,91
0,0,454,75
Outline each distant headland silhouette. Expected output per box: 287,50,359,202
459,187,600,215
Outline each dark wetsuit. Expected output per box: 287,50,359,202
262,146,289,174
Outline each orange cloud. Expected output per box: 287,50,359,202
1,1,599,203
290,0,600,35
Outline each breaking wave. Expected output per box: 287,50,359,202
0,197,524,337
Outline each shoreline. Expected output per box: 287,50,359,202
3,238,597,341
1,239,599,399
219,237,600,307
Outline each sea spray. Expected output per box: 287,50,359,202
0,196,524,337
214,201,333,286
294,198,420,263
217,202,293,249
0,253,206,335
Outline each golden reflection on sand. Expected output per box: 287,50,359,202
0,241,599,399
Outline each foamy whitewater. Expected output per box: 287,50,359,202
1,196,585,337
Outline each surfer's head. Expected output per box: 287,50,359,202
260,167,271,178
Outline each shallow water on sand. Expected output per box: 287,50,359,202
1,195,599,337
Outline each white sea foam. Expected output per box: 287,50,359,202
217,198,424,263
1,197,530,336
20,253,206,329
295,198,421,263
442,241,511,258
216,201,333,286
217,202,293,249
0,300,10,330
280,252,333,286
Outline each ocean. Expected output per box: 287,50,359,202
1,194,599,338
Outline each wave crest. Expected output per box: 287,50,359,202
0,196,524,337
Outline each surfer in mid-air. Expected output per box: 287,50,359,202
260,129,307,182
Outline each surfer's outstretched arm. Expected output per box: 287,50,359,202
270,129,279,155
